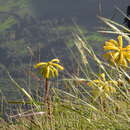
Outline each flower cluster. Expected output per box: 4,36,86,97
34,58,64,79
87,73,117,97
103,35,130,67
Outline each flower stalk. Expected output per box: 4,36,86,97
44,78,49,102
34,58,64,120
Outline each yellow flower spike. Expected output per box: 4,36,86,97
87,73,117,97
105,41,115,46
103,52,119,61
98,73,106,81
51,58,60,63
104,85,110,93
34,58,64,79
110,86,116,93
119,52,124,62
112,52,119,59
87,79,100,86
103,45,119,51
51,63,64,70
109,39,118,46
108,81,118,86
118,35,123,48
49,65,59,77
126,55,130,62
103,35,130,67
34,62,47,69
122,59,127,67
126,45,130,51
45,66,50,79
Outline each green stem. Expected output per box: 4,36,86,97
44,78,52,121
44,78,49,102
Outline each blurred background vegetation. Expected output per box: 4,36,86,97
0,0,110,100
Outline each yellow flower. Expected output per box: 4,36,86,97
34,58,64,79
103,35,130,67
87,73,117,97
